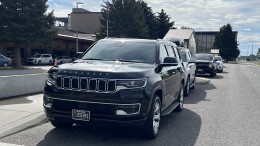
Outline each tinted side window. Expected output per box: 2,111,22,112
159,44,168,63
43,55,50,58
166,45,176,58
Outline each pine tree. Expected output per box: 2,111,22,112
0,0,57,67
213,24,239,61
97,0,148,39
138,0,158,39
157,9,174,39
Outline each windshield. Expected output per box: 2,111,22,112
214,56,222,61
35,55,41,58
82,40,157,64
179,51,187,62
196,54,213,61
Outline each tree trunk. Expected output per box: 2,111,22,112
14,47,22,67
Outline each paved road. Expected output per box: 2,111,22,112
1,64,260,146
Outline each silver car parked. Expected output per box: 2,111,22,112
0,54,12,67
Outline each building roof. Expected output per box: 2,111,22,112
163,29,194,40
57,27,95,41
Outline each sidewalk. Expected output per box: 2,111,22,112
0,94,47,138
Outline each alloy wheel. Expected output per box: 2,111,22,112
153,101,161,135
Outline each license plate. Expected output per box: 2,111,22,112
72,109,90,121
198,69,204,72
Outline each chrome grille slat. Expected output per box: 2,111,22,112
56,76,116,93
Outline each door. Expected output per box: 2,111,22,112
159,44,179,107
166,45,181,101
172,46,183,100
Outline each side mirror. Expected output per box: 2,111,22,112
163,57,178,63
156,57,178,72
188,58,196,63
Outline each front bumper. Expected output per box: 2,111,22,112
43,81,150,125
196,67,214,74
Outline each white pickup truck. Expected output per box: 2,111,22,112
178,47,196,96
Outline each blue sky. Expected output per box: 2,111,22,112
47,0,260,56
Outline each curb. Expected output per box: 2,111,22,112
196,77,210,85
0,113,48,139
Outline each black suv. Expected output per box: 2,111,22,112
195,53,217,77
44,38,185,139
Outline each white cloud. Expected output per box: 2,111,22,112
243,28,252,31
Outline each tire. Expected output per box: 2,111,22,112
144,95,161,139
214,70,217,76
220,68,223,73
175,84,184,112
190,77,196,89
50,120,73,128
38,60,41,65
184,77,190,97
49,60,53,65
210,71,215,77
3,62,8,68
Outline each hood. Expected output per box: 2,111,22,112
58,60,154,72
196,60,213,63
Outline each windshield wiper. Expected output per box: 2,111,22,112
116,59,145,63
82,58,110,61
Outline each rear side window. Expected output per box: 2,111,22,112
166,45,176,58
43,55,50,57
179,51,187,62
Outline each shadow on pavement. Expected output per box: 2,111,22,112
197,74,223,79
37,109,201,146
212,75,223,79
219,71,228,74
185,82,216,104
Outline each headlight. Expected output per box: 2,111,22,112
48,70,58,83
209,63,213,68
117,79,147,88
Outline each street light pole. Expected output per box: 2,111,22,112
106,2,109,37
76,2,83,52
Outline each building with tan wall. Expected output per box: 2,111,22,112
68,8,101,34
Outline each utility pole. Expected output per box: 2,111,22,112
247,44,249,56
76,2,83,52
251,43,254,55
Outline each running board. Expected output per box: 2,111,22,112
161,102,179,116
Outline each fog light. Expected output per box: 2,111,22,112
115,104,140,115
44,103,52,108
116,110,128,115
44,95,53,108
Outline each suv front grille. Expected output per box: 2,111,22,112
55,76,116,92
